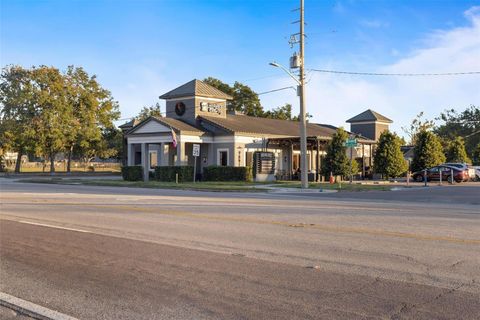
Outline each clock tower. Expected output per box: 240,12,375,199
160,79,233,126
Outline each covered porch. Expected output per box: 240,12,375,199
267,136,375,181
127,134,211,181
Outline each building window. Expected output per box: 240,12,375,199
149,151,158,169
217,149,229,166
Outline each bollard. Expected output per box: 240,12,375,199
175,173,178,184
439,169,442,185
450,168,454,184
424,169,428,187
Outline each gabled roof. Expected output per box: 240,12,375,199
346,109,393,123
200,114,341,139
159,79,233,100
127,116,206,135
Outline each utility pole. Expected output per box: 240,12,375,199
269,0,308,188
299,0,308,189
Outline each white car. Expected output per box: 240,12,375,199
442,163,476,180
472,166,480,181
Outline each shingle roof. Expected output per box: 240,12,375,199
159,79,233,100
346,109,393,123
200,114,340,138
127,116,206,135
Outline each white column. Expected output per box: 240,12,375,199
176,140,185,166
127,143,134,166
159,143,167,166
141,143,149,181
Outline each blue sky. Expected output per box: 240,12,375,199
1,0,479,136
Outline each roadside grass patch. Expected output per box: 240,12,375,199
18,178,269,192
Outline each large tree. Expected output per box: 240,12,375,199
434,105,479,160
136,102,162,121
373,131,408,179
0,65,37,172
264,103,292,120
411,131,446,172
28,66,74,173
445,137,470,163
401,112,435,145
321,128,350,179
472,143,480,166
0,65,119,173
203,77,264,117
203,77,235,97
65,66,119,171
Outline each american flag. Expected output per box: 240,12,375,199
171,128,177,148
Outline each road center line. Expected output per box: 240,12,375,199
18,220,91,233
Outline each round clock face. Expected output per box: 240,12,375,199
175,102,186,116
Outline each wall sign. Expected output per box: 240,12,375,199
200,102,222,114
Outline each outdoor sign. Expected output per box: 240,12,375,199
192,144,200,157
344,138,357,148
254,152,275,174
192,144,200,182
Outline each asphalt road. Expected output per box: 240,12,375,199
1,179,479,319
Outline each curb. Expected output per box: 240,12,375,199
0,292,78,320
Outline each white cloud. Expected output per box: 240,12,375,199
261,6,480,137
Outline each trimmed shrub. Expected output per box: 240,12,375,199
154,166,194,182
121,166,143,181
203,166,253,182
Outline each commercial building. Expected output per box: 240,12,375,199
122,79,391,180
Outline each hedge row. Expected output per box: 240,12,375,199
154,166,194,182
122,165,252,182
203,166,252,182
121,166,143,181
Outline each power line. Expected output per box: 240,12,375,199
258,86,296,95
308,69,480,76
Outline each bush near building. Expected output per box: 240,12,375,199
411,131,446,172
374,131,408,179
321,128,350,179
121,166,143,181
203,166,253,182
154,166,193,182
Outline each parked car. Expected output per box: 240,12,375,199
412,165,468,183
443,162,475,180
472,166,480,181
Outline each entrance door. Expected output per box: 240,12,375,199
293,154,300,172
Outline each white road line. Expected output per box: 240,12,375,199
18,220,91,233
0,292,78,320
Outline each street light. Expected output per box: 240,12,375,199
269,60,308,189
269,62,301,86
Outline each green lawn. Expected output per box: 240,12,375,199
19,178,395,192
19,178,269,192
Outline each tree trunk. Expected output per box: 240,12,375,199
67,146,73,174
15,150,22,173
50,153,55,175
